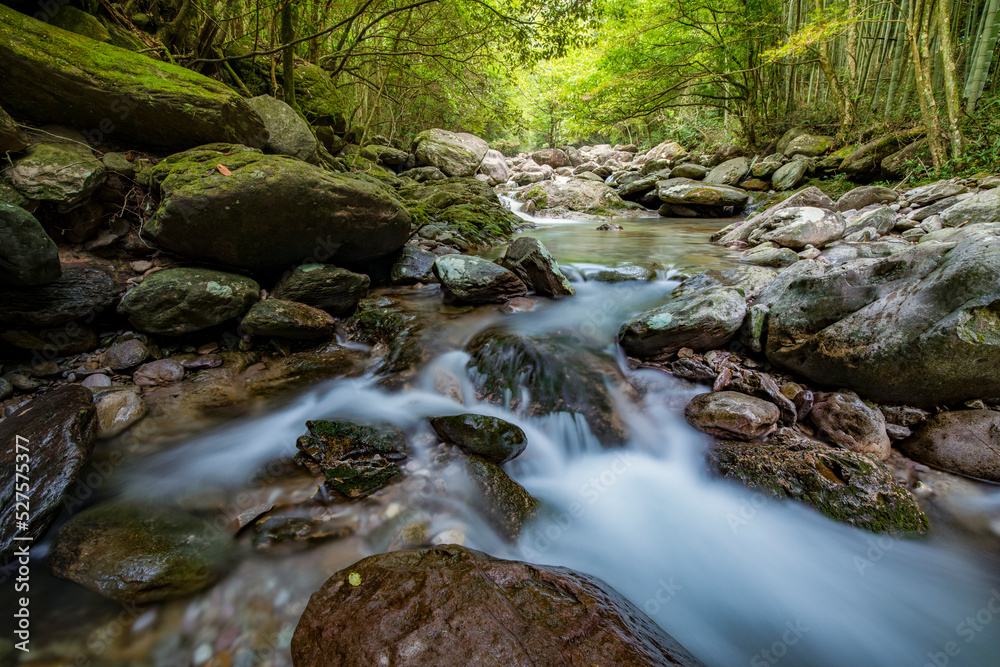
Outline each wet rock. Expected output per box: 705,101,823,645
619,287,746,359
95,388,147,438
710,436,929,535
291,544,704,667
467,328,629,445
433,255,527,304
270,264,369,316
463,456,539,541
118,267,259,335
670,357,717,382
133,358,185,386
6,139,106,210
761,224,1000,406
684,391,780,440
144,145,410,270
345,297,426,378
771,160,807,191
657,177,749,209
241,299,336,340
879,405,929,427
809,391,891,460
705,157,750,186
181,353,223,370
518,178,634,215
390,246,438,284
48,503,235,603
0,266,121,327
740,244,798,268
295,420,408,498
597,222,624,231
413,129,488,177
0,202,60,286
590,265,656,282
0,5,267,152
497,236,574,297
835,185,898,212
245,95,319,163
897,410,1000,482
401,176,520,246
0,386,97,565
746,206,845,249
430,414,527,464
665,164,706,181
100,339,149,371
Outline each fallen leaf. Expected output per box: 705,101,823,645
216,164,232,176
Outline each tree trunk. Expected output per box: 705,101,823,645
936,0,965,157
281,0,295,107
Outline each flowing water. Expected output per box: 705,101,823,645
11,210,1000,667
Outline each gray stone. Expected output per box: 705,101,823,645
7,140,106,210
245,95,319,163
809,391,891,459
619,287,746,359
940,188,1000,227
741,244,799,268
836,186,898,212
657,178,749,208
684,391,780,440
433,255,527,304
100,339,149,371
414,129,488,177
747,206,845,249
430,414,527,464
497,236,574,297
270,264,369,316
904,181,968,206
704,157,749,186
391,246,438,285
133,358,185,386
771,161,808,191
0,201,60,286
477,149,510,185
897,410,1000,481
241,299,336,340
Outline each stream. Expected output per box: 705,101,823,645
13,208,1000,667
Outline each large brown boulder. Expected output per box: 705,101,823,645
0,386,97,565
291,545,704,666
0,5,266,152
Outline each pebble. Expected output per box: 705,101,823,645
133,358,185,386
5,373,40,391
182,354,223,370
32,360,61,377
101,339,150,371
130,260,153,272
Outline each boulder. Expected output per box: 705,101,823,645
270,264,369,316
881,139,931,178
345,296,426,378
751,158,784,179
836,185,898,212
295,420,407,498
413,129,488,177
710,435,928,534
0,386,96,566
463,456,539,540
904,181,968,206
746,207,845,250
48,6,111,41
897,410,1000,482
671,265,778,302
645,140,688,162
670,163,708,180
241,299,336,340
0,5,267,151
657,178,749,208
839,131,922,179
0,266,120,327
244,95,319,163
390,246,438,285
809,391,891,459
619,287,747,359
100,339,150,371
7,140,106,210
761,224,1000,405
95,388,147,438
779,130,834,157
400,165,447,182
0,202,60,286
497,236,574,297
292,545,704,667
467,328,628,444
684,391,780,440
144,145,410,270
48,503,235,603
714,187,835,244
519,179,633,215
430,414,527,464
843,206,897,236
531,147,570,169
0,104,27,153
433,255,526,304
477,149,510,184
618,175,659,201
360,144,408,169
118,267,259,335
771,160,808,191
704,157,750,186
740,244,799,268
939,188,1000,227
293,64,346,129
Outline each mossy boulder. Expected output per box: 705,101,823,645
0,5,267,151
48,6,110,42
705,157,750,186
295,420,408,498
241,299,336,340
657,177,750,210
433,255,527,304
118,267,259,335
48,502,236,603
7,140,106,210
399,177,519,246
413,128,488,177
839,129,924,180
497,236,574,297
345,296,426,377
0,202,61,286
778,130,834,157
144,145,410,270
430,414,527,464
710,436,928,535
293,64,346,130
244,95,319,163
0,104,27,153
463,455,539,541
270,264,369,316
